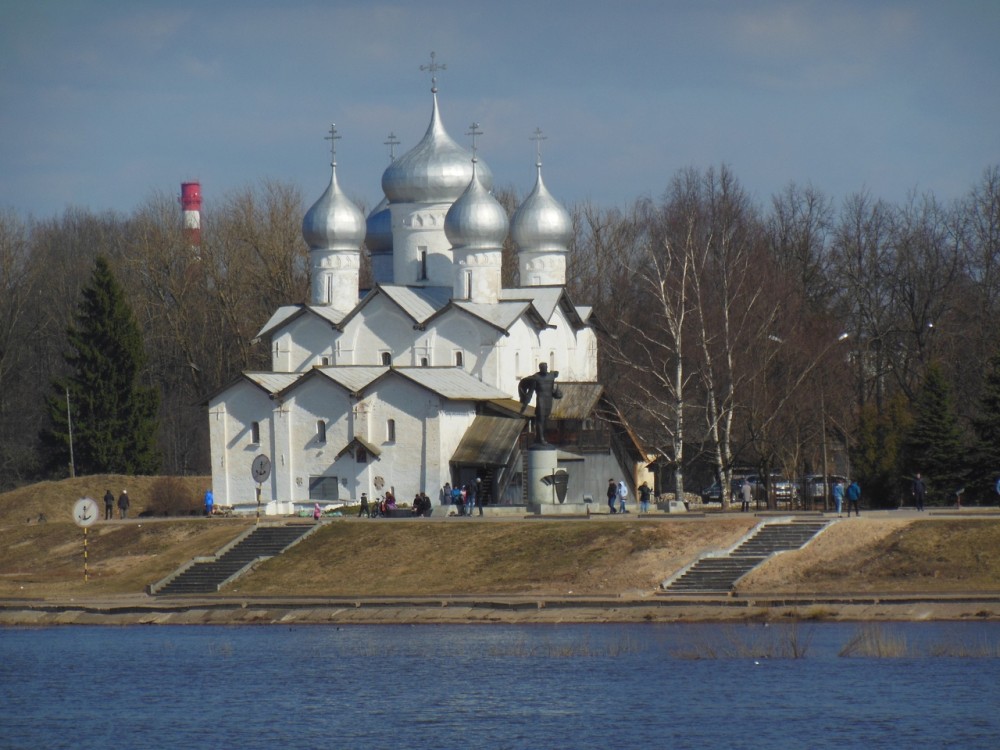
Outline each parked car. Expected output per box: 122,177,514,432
700,476,749,504
746,474,796,506
798,474,848,506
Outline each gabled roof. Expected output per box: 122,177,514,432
333,435,382,461
335,283,449,331
394,367,510,400
202,371,303,406
271,365,508,402
432,299,548,333
500,286,588,329
253,304,349,342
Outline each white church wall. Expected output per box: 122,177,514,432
277,315,338,372
343,299,417,366
425,310,500,383
280,375,355,503
209,382,278,508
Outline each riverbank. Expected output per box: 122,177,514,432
2,476,999,625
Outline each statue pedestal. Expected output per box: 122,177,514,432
525,446,560,509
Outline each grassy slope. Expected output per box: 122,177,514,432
3,477,999,599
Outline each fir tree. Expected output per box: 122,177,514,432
851,395,911,508
43,256,160,475
968,350,1000,502
902,363,965,503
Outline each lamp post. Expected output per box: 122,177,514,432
820,333,850,512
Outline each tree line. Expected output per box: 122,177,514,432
2,167,998,506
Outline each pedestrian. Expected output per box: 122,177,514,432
846,480,861,516
358,492,370,518
832,480,845,517
638,482,651,513
117,489,130,519
912,472,926,511
103,489,115,520
313,502,322,522
617,480,628,513
606,479,617,514
452,484,464,516
475,477,484,516
204,488,214,516
740,478,752,512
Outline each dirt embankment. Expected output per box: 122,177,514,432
3,477,1000,624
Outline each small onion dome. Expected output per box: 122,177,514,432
382,92,493,204
302,166,365,250
445,164,509,249
365,196,392,254
511,164,572,253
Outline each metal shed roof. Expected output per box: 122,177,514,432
451,415,525,465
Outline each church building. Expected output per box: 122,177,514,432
207,62,645,513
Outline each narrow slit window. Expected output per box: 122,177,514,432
387,419,396,442
317,420,326,443
251,422,260,444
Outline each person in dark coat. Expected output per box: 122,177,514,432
103,489,115,520
912,473,926,511
117,490,130,519
606,478,617,514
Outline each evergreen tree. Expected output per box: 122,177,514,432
968,350,1000,503
901,363,965,503
43,256,160,475
852,395,911,508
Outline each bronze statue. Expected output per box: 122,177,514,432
518,362,562,446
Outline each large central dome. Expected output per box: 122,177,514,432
381,92,493,204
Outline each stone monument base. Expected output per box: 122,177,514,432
525,446,560,507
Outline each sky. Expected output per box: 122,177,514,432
1,0,998,220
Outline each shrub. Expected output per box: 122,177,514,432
146,477,200,516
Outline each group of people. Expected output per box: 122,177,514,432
831,479,862,517
357,490,399,518
443,482,483,517
605,479,653,514
103,489,129,520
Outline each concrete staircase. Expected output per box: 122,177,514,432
151,524,317,596
662,519,828,595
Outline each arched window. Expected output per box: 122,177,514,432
418,248,428,280
321,356,330,366
387,419,396,442
454,351,464,368
317,420,326,443
251,422,260,444
420,357,429,367
381,351,391,366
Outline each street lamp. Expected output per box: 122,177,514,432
820,333,851,511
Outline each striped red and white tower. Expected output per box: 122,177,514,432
180,181,202,248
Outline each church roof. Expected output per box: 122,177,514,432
549,382,604,419
445,299,548,332
254,304,347,342
451,416,525,466
272,365,507,402
238,372,301,396
395,367,509,400
500,286,587,329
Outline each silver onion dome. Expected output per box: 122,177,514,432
302,165,366,250
511,164,572,253
382,92,493,204
365,196,392,254
445,163,509,249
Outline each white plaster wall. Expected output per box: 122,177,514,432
209,382,277,508
277,316,338,372
343,298,418,365
281,375,355,502
390,202,453,287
